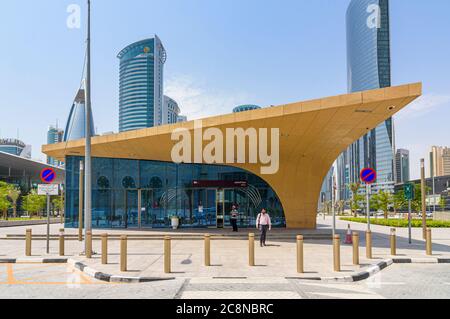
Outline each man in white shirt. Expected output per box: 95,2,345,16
256,209,272,247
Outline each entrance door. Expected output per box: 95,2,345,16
124,190,139,229
140,189,166,228
193,189,217,227
222,189,249,228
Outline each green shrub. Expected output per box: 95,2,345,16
340,217,450,228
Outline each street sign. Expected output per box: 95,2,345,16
38,184,59,196
360,168,377,184
404,183,415,200
40,168,57,184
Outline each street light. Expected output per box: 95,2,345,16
84,0,93,253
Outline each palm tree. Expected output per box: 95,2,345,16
337,200,345,216
349,182,362,217
376,190,393,219
7,188,21,218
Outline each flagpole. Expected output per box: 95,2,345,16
84,0,92,253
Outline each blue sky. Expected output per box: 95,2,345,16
0,0,449,179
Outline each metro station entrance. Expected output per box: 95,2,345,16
118,183,254,229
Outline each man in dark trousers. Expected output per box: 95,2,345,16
230,205,239,232
256,208,272,247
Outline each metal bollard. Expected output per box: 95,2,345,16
352,232,359,265
204,234,211,267
333,235,341,272
59,228,65,256
101,233,108,265
86,231,93,258
25,229,32,256
297,235,304,274
426,228,433,256
120,235,127,272
390,228,397,256
249,233,255,266
164,236,171,274
366,231,373,259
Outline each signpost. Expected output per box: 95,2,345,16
39,169,58,254
360,168,377,232
404,183,415,244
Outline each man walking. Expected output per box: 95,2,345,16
256,209,272,247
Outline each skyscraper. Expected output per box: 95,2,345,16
333,0,394,200
118,36,167,132
430,146,450,177
64,89,95,142
0,138,31,159
164,95,181,124
47,126,64,166
395,149,410,184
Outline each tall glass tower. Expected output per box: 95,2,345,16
47,126,64,166
64,89,95,142
118,36,167,132
333,0,394,200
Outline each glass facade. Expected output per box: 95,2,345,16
64,89,95,142
328,0,394,200
47,126,64,166
164,95,180,124
118,36,167,132
233,105,261,113
0,138,29,158
395,149,410,184
65,156,285,229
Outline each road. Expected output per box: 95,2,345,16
1,263,449,299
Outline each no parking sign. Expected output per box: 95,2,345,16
360,168,377,184
40,168,57,184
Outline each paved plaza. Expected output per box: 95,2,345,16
1,216,450,299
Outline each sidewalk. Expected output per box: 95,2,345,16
1,217,449,281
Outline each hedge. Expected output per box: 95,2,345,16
340,217,450,228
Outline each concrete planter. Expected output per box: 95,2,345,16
171,217,180,230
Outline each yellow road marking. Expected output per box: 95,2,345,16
0,264,114,286
6,264,15,284
11,264,62,273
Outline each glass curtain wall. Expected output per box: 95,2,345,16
65,156,285,229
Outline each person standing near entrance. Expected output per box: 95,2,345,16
256,209,272,247
230,205,239,232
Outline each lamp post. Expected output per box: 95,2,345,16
84,0,93,253
421,159,426,239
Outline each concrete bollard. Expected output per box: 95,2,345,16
352,232,359,265
366,231,373,259
101,233,108,265
426,228,433,256
249,233,255,266
25,229,32,257
204,234,211,267
59,228,65,256
164,236,171,274
390,228,397,256
86,231,93,258
333,234,341,272
297,235,304,274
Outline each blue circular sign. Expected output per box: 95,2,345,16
360,168,377,184
40,168,57,184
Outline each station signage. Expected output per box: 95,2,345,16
192,180,248,188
